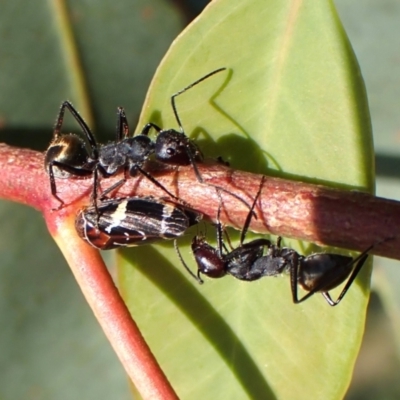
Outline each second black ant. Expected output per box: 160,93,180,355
176,176,385,306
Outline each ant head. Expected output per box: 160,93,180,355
191,236,226,278
154,129,203,166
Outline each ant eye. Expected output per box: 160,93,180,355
166,148,176,156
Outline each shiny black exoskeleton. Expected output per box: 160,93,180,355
244,237,376,306
44,102,174,208
177,176,383,306
175,176,269,283
45,68,227,209
140,67,227,183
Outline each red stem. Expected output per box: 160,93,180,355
1,144,400,259
52,213,178,400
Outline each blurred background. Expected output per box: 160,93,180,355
0,0,399,398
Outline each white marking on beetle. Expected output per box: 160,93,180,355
160,204,175,234
105,200,129,234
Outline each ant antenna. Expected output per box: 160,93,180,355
174,240,204,284
171,67,227,133
170,68,227,184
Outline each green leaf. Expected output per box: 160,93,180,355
119,1,373,399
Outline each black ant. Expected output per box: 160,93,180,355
176,176,384,306
44,68,227,210
44,103,174,209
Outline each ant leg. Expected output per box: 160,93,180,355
215,190,225,258
54,101,98,159
207,184,257,214
91,168,101,221
329,241,385,306
290,249,342,305
221,225,233,252
222,233,232,253
48,159,95,208
140,123,163,136
135,165,182,203
186,143,203,183
322,252,370,306
116,107,130,141
100,165,130,200
174,240,203,284
239,176,265,245
48,164,65,208
99,179,125,200
289,250,319,304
